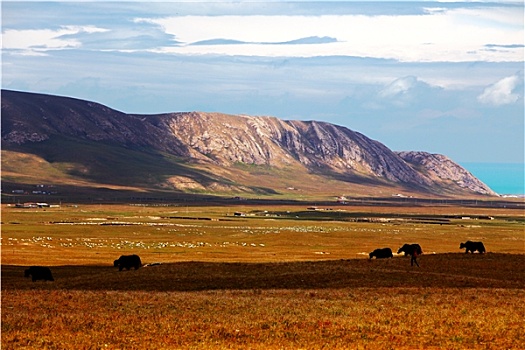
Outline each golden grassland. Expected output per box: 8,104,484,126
2,202,524,349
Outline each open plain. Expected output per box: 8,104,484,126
2,200,524,349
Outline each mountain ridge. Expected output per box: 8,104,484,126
1,89,497,198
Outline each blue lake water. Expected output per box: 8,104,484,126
460,162,525,196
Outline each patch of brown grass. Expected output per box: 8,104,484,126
2,254,524,291
2,203,524,349
2,287,524,349
2,254,525,349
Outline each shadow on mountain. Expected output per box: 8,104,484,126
312,168,393,187
4,136,215,185
314,167,437,195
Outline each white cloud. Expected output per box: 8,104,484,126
376,76,446,108
2,3,522,63
379,76,418,98
477,75,522,105
135,7,523,62
2,26,109,51
445,6,523,29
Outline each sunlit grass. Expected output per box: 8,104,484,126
2,203,524,266
2,288,524,349
2,203,524,349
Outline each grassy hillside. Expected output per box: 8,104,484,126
3,136,216,186
2,135,431,201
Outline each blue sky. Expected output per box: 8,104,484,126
2,1,524,164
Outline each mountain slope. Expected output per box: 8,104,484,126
1,89,497,197
397,151,495,196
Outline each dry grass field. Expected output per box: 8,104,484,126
2,201,524,349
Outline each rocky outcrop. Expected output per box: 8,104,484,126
397,151,497,195
161,114,434,187
1,89,496,196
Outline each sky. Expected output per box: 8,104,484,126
2,1,524,164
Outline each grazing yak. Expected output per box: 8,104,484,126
397,244,423,267
24,266,54,282
369,248,393,259
460,241,486,254
114,254,142,271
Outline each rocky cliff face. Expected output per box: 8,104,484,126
1,89,497,196
397,151,496,195
163,113,431,187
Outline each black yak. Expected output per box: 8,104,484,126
460,241,486,254
24,266,54,282
369,248,393,259
114,254,142,271
397,244,423,267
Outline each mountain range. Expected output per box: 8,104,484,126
1,89,497,199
